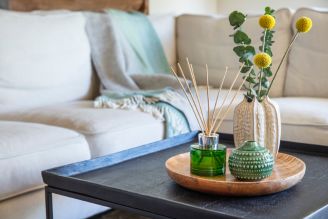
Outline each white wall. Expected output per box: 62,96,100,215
149,0,218,15
216,0,328,15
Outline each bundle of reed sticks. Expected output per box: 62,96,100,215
170,58,253,136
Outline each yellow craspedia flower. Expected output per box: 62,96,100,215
259,14,276,30
254,53,272,68
296,16,312,33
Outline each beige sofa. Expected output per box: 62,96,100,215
0,7,327,219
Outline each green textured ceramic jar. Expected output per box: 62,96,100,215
229,141,274,181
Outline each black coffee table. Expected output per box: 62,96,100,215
42,131,328,219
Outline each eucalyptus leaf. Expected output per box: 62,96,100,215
246,76,257,83
239,56,249,63
241,66,252,73
263,68,273,77
265,48,273,56
259,45,263,52
250,69,256,76
259,90,268,97
262,81,270,88
245,46,255,55
234,30,251,44
265,7,275,15
229,11,246,28
233,46,245,57
243,59,253,66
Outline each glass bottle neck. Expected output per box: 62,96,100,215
198,133,219,149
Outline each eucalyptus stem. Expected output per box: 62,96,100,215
267,32,299,96
247,80,252,99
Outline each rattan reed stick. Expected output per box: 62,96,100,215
186,58,208,133
170,66,204,133
205,64,210,134
213,68,251,133
177,63,207,130
209,63,245,134
210,66,228,130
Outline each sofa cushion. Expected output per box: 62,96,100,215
177,9,292,97
149,14,176,66
0,10,93,107
0,88,245,158
284,8,328,98
273,97,328,126
0,101,165,158
0,121,90,201
219,97,328,146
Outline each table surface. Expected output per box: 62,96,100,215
43,132,328,219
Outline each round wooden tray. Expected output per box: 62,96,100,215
165,151,306,196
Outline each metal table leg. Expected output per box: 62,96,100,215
45,186,53,219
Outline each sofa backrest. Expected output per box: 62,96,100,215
284,8,328,98
149,14,177,67
0,10,95,107
0,10,176,108
176,9,292,97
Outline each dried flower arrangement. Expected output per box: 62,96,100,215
229,7,312,102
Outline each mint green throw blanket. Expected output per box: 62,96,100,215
108,9,170,74
85,10,194,137
95,89,190,137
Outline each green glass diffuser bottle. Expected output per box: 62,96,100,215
190,133,226,176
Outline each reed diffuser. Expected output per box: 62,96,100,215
171,59,253,176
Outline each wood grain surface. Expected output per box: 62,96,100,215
9,0,149,13
166,150,306,196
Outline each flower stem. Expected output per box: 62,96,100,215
258,68,263,99
258,29,267,100
262,29,267,52
266,32,299,96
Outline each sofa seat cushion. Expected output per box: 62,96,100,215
0,101,165,158
273,97,328,126
269,97,328,146
0,89,244,157
0,121,90,201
